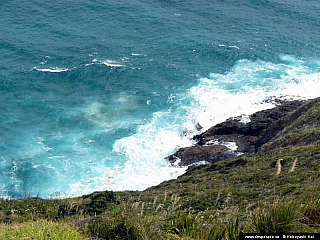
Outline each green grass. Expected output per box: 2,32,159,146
0,220,87,240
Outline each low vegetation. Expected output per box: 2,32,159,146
1,98,319,239
0,220,87,240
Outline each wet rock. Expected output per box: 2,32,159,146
168,145,235,167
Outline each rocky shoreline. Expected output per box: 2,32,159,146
168,99,306,170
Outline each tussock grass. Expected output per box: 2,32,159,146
288,158,297,173
251,198,300,233
275,159,282,177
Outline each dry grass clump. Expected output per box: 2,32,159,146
275,159,282,176
288,158,297,173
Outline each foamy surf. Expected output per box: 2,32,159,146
102,60,124,67
87,58,125,68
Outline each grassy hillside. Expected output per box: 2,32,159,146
1,98,319,239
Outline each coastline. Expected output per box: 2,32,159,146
1,96,319,237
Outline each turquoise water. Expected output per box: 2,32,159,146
1,0,320,198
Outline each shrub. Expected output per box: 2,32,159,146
88,217,140,240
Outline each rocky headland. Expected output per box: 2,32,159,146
168,99,306,169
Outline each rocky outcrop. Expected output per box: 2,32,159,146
168,100,306,169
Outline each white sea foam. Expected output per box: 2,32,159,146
204,139,220,146
238,115,251,124
88,58,125,67
221,142,238,151
110,109,192,190
186,83,274,130
204,139,238,152
102,60,124,67
33,67,69,72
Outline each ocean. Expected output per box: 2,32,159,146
1,0,320,198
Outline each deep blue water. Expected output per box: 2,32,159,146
1,0,320,198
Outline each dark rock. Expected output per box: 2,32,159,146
168,145,235,167
201,100,305,139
